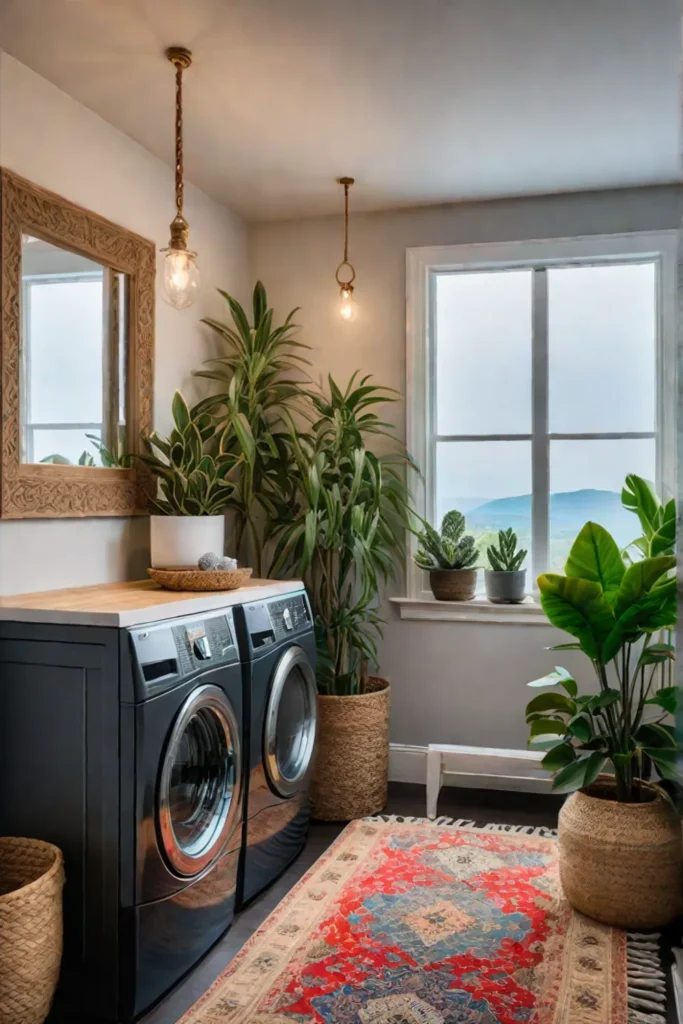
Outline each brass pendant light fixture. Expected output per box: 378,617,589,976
336,177,358,321
161,46,200,309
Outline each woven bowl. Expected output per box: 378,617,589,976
147,567,253,592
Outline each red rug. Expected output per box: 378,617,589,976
179,818,665,1024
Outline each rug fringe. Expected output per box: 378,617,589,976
627,933,666,1024
365,814,558,837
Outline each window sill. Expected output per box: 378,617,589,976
389,595,548,625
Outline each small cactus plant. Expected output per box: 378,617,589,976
414,510,479,570
486,528,527,572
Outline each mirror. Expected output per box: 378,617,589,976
1,168,154,519
20,235,130,467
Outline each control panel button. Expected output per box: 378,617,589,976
283,607,293,631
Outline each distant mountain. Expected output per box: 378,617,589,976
434,489,637,549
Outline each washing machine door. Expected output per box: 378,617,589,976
158,684,242,877
264,645,317,798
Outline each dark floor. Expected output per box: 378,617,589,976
141,784,562,1024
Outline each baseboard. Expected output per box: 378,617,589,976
389,742,553,794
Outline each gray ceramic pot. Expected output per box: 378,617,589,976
484,569,526,604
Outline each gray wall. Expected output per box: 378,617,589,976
250,185,682,750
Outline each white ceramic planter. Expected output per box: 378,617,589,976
150,515,225,569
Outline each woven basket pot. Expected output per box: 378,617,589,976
311,677,390,821
429,568,477,601
0,837,64,1024
559,778,683,929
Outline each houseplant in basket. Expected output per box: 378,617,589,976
268,373,413,820
525,513,681,928
138,391,237,567
414,510,479,600
485,528,527,603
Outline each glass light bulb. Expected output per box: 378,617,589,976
339,287,358,322
162,249,200,309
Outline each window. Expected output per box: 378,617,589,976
406,233,677,602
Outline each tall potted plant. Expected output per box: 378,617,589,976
269,373,413,820
138,391,236,567
526,510,681,928
193,281,308,575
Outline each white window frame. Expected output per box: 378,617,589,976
404,231,678,609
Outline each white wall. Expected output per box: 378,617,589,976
0,53,249,596
249,185,682,750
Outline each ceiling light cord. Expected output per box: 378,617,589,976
174,62,184,218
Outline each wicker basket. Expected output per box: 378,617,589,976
559,778,683,929
429,568,477,601
0,838,65,1024
311,677,390,821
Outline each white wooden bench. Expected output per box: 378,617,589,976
426,743,551,818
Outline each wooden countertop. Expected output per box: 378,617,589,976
0,578,304,628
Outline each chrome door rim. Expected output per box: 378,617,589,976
158,683,242,878
264,645,317,798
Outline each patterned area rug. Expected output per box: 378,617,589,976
178,818,666,1024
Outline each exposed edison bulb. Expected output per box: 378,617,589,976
339,285,358,322
162,248,200,309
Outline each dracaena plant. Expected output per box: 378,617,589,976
192,281,309,574
137,392,236,516
414,510,479,571
487,528,527,572
526,518,677,802
267,373,413,696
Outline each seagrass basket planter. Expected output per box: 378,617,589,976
311,676,390,821
0,837,64,1024
559,777,683,929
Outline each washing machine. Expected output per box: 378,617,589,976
119,608,244,1018
235,588,317,907
0,605,244,1021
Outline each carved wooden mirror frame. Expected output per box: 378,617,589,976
0,169,154,518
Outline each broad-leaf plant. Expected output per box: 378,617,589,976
526,476,677,803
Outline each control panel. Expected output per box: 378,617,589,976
128,609,238,697
241,590,311,651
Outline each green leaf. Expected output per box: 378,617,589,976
622,474,659,537
643,748,679,782
638,642,676,667
525,691,576,719
171,391,191,432
541,743,576,771
537,574,614,660
636,722,677,749
567,714,592,742
528,717,567,741
564,522,625,601
587,689,621,711
613,555,675,620
552,752,606,795
546,642,582,651
644,686,681,715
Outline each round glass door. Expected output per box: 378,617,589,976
264,646,317,798
158,684,242,877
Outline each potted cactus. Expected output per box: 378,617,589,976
485,528,528,603
414,510,479,601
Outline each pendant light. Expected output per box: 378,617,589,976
161,46,200,310
336,177,357,322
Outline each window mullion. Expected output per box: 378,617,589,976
531,269,549,584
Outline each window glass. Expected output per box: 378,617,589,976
436,440,532,569
435,270,532,435
548,263,656,433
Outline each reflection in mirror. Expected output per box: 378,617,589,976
20,233,130,467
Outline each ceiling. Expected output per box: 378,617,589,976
0,0,680,222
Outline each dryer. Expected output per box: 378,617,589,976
235,589,317,907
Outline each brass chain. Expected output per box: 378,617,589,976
343,181,349,263
175,63,184,217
